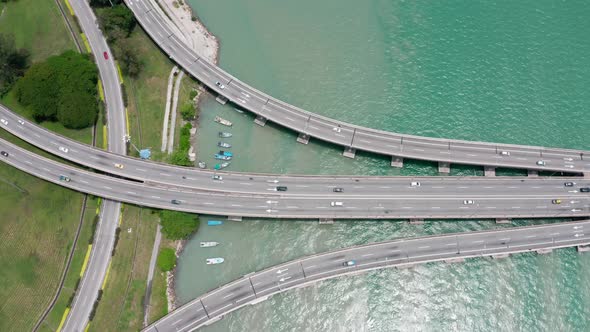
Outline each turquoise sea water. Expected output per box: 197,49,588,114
176,0,590,330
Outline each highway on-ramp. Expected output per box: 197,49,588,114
125,0,590,174
144,219,590,332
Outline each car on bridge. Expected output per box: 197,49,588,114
331,201,343,207
564,182,575,187
59,175,71,182
276,186,288,191
1,151,8,157
463,200,474,205
343,260,356,266
411,181,421,187
59,146,69,153
0,118,7,125
552,199,561,204
500,151,510,156
171,199,181,205
114,163,124,169
536,160,546,166
103,51,108,60
215,81,225,89
212,175,223,181
581,188,590,193
333,187,344,193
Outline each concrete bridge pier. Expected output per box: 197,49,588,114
227,216,242,221
390,156,404,168
528,169,539,177
536,248,552,255
492,253,510,259
343,147,356,158
484,166,496,177
319,218,334,224
445,257,465,264
496,218,511,224
577,244,590,252
409,219,424,225
254,115,267,126
215,96,228,105
297,133,310,144
438,162,451,174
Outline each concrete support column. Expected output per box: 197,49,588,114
496,218,511,224
409,219,424,225
254,115,267,126
343,147,356,159
484,166,496,177
536,248,552,255
577,245,590,252
297,133,310,144
215,96,228,105
528,169,539,177
438,162,451,174
391,156,403,168
227,216,242,221
319,218,334,224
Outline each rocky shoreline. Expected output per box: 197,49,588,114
154,0,220,312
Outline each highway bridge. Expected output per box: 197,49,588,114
1,138,589,220
125,0,590,175
143,220,590,332
2,105,590,214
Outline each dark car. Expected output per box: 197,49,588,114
333,187,344,193
581,188,590,193
276,186,288,192
343,260,356,266
0,151,8,157
564,182,575,187
171,199,181,205
59,175,71,182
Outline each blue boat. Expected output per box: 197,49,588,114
214,154,232,161
218,150,233,157
207,220,223,226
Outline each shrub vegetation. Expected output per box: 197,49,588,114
157,248,176,272
0,33,29,95
159,210,200,240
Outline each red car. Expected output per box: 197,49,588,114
103,51,109,60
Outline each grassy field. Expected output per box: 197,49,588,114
125,27,175,157
89,205,160,331
0,1,96,331
0,0,75,62
149,238,176,323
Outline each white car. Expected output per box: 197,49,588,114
463,200,474,205
215,81,225,89
18,119,25,125
212,175,223,181
330,201,343,207
114,163,125,169
536,160,546,166
411,182,421,187
0,118,7,125
59,146,69,153
500,151,510,156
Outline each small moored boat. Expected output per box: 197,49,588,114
214,162,231,170
218,150,233,157
207,220,223,226
198,161,206,169
200,241,219,247
234,108,244,114
214,116,233,127
218,141,231,148
206,257,224,265
214,154,232,161
219,132,233,138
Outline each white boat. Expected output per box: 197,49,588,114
214,116,232,127
198,161,206,169
200,241,219,247
206,257,225,265
234,108,244,114
218,141,231,148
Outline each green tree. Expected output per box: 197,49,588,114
159,210,200,240
96,5,136,42
0,34,29,95
157,248,176,272
114,42,141,77
15,51,98,128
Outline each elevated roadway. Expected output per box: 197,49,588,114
60,0,127,330
2,105,590,203
144,219,590,332
125,0,590,174
1,138,589,220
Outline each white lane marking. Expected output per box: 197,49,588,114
472,240,484,243
309,126,319,130
136,168,147,172
42,167,51,172
159,173,171,177
25,161,32,165
362,253,374,257
486,207,497,209
431,207,441,209
432,186,444,189
295,185,309,188
359,139,371,144
484,186,494,189
80,180,88,184
222,293,234,299
526,235,536,238
413,148,425,152
90,155,99,160
536,206,547,209
33,133,41,138
231,204,242,207
203,202,214,205
285,117,294,122
418,246,430,249
446,243,456,246
151,196,161,199
512,206,521,209
239,182,252,186
315,207,327,209
287,206,299,209
127,191,137,195
402,207,412,209
104,186,112,190
379,186,391,189
458,186,468,189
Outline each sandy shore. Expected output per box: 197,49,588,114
152,0,219,312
